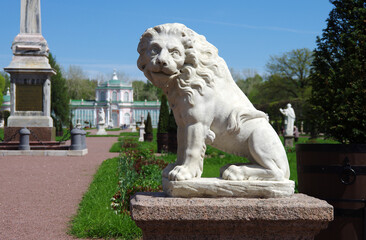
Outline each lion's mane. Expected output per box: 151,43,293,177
137,23,232,105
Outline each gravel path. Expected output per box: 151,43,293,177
0,136,120,240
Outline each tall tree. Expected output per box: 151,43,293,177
132,80,162,101
0,71,10,95
231,68,263,103
157,94,169,134
0,74,4,108
65,65,97,100
265,48,313,99
310,0,366,143
49,53,70,126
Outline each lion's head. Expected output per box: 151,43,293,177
137,23,230,104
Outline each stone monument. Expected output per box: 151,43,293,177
96,108,107,135
4,0,56,141
280,103,296,147
131,23,333,239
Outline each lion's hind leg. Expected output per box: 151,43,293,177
221,163,284,181
221,119,289,181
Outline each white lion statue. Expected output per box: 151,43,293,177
137,23,290,182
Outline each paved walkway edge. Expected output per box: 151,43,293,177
0,149,88,156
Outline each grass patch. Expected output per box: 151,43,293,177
55,128,71,142
119,132,139,137
109,142,122,152
69,157,141,239
0,128,4,141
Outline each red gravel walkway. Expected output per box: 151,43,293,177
0,136,120,240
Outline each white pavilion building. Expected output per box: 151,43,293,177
69,71,160,128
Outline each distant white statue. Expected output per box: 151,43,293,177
137,23,290,185
279,103,296,136
96,108,107,135
98,108,105,124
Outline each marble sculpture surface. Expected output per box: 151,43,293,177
137,23,293,197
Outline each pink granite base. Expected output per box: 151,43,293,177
130,192,333,240
4,127,55,141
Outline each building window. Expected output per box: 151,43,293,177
124,113,130,125
100,91,105,101
112,91,117,101
124,92,129,102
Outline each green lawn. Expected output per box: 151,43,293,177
68,157,141,239
0,128,4,141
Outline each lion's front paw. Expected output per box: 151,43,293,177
162,163,177,178
168,165,202,181
221,165,247,181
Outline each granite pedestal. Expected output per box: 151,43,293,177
4,126,55,141
130,192,333,240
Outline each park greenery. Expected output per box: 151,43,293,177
49,53,70,130
0,74,5,108
230,48,314,134
145,112,153,135
310,0,366,143
65,65,98,100
157,94,169,134
132,80,162,101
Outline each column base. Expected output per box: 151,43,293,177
4,127,55,141
284,136,294,147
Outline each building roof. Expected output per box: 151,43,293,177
96,70,132,89
70,99,95,107
3,94,10,102
133,100,160,108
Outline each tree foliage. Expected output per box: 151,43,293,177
145,112,153,134
157,94,169,134
65,65,97,100
132,80,162,101
0,74,5,108
49,53,70,126
232,69,264,102
266,48,313,89
0,71,10,95
264,48,313,100
310,0,366,143
168,110,177,133
232,49,313,106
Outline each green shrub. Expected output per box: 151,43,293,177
145,112,153,134
168,110,177,133
157,94,169,134
111,148,168,214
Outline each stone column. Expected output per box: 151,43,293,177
20,0,41,34
4,0,56,141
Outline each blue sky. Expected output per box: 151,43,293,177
0,1,333,81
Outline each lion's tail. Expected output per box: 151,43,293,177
227,107,268,133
